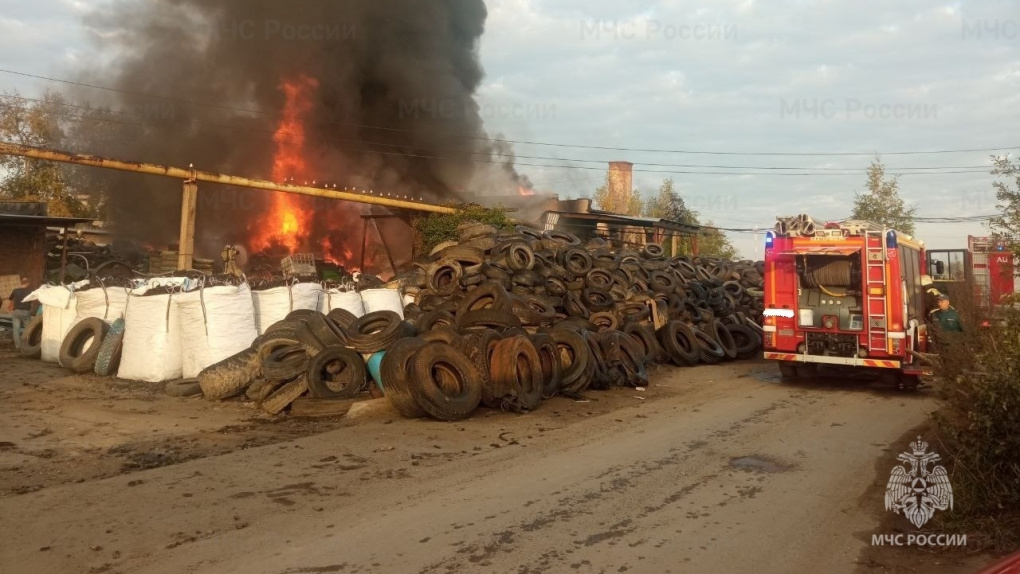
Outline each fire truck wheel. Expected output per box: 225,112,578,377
778,362,799,379
898,375,921,391
795,363,818,378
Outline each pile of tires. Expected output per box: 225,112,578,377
174,224,765,420
367,223,766,419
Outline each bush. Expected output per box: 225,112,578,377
932,304,1020,550
412,204,516,254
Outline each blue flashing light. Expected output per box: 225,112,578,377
765,231,775,248
997,244,1005,252
886,230,898,248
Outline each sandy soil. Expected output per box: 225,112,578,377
0,341,993,574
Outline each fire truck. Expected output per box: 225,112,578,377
926,236,1017,311
761,216,931,387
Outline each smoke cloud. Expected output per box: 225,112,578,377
69,0,530,263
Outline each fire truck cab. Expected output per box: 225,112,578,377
762,216,931,387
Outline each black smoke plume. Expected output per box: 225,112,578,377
69,0,529,264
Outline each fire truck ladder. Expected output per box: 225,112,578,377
864,230,888,353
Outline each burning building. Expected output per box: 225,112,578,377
67,0,532,275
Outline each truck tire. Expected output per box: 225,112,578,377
59,318,109,373
795,363,818,378
778,361,799,380
19,314,43,359
93,318,126,376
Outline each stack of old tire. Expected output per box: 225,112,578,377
194,308,381,414
190,223,765,420
372,223,765,421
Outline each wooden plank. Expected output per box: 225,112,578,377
290,397,355,418
177,181,198,271
260,376,309,415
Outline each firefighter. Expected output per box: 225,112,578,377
221,245,241,277
921,275,944,316
931,295,964,333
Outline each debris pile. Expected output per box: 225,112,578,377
18,223,765,421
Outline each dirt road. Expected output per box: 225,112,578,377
0,359,981,574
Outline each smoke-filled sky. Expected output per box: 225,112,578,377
1,0,1018,258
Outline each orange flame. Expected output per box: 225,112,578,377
248,74,319,254
517,185,535,196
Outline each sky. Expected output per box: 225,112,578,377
1,0,1018,258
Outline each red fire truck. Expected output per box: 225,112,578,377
761,218,932,387
926,236,1017,310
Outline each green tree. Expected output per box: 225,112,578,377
644,178,698,225
697,221,740,259
591,173,619,213
988,154,1020,258
626,188,644,216
0,90,95,217
850,158,916,235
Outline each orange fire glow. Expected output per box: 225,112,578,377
248,74,319,255
517,185,535,196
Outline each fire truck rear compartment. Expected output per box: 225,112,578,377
796,255,865,338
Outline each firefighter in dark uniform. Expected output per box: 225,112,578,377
931,295,963,332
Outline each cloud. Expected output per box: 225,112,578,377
1,0,1016,258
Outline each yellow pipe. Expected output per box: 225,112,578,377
0,142,460,215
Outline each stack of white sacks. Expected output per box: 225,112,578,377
23,281,404,383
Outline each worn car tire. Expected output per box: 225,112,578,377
59,318,109,373
725,323,761,359
347,311,404,354
165,378,203,397
19,314,43,359
657,321,701,366
198,348,263,400
261,344,311,383
306,346,367,399
408,342,482,421
530,332,562,399
93,318,125,376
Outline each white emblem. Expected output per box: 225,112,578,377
884,436,953,528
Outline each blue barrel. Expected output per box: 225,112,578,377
366,351,385,390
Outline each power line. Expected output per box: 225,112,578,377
5,104,996,179
3,68,1018,158
4,94,998,175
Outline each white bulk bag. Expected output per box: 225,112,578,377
177,284,259,378
317,289,365,317
73,286,130,323
118,291,183,383
252,282,321,334
360,288,404,318
32,286,78,363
